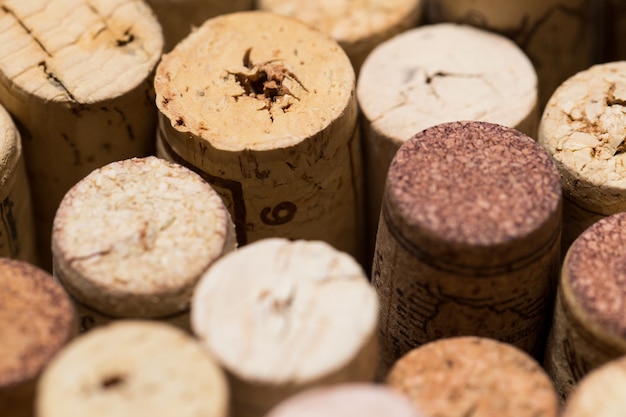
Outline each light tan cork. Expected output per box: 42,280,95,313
265,384,424,417
373,121,562,376
427,0,594,108
35,320,229,417
191,238,378,417
0,258,76,417
544,212,626,400
52,156,236,332
357,23,538,243
0,103,37,265
0,0,163,269
538,61,626,256
155,11,365,265
256,0,424,73
386,337,559,417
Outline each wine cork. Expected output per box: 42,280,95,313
265,384,424,417
386,336,559,417
145,0,253,51
256,0,424,74
191,238,378,417
427,0,594,108
36,320,229,417
543,212,626,400
357,23,538,244
52,156,236,332
561,355,626,417
0,258,76,417
373,121,562,375
154,11,365,264
538,61,626,257
0,103,37,264
0,0,163,269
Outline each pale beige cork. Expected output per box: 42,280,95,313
154,11,365,265
357,23,538,243
0,258,76,417
373,121,562,376
544,212,626,400
191,238,378,417
386,337,559,417
0,0,163,269
538,61,626,256
52,156,236,331
256,0,424,73
427,0,594,108
0,103,37,265
35,320,229,417
265,384,424,417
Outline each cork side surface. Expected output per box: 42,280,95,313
0,104,20,185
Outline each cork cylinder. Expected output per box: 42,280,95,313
256,0,424,74
357,23,538,246
373,121,562,375
265,384,424,417
154,11,365,264
36,320,229,417
52,156,236,332
386,336,559,417
0,104,37,264
427,0,594,108
0,0,163,269
0,258,76,417
191,238,379,417
538,61,626,257
544,212,626,400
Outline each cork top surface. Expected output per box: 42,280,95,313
357,23,537,143
191,238,378,384
0,0,163,103
266,384,423,417
386,336,558,417
564,212,626,339
0,104,20,185
539,62,626,213
52,156,235,318
0,258,75,388
387,121,561,249
36,321,228,417
155,11,355,152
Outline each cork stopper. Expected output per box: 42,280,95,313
386,336,559,417
0,104,20,185
36,320,229,417
385,120,561,270
52,156,236,318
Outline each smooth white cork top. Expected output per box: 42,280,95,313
0,104,20,185
191,238,378,384
36,321,229,417
52,156,236,318
0,0,163,103
357,23,537,143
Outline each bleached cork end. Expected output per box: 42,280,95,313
52,156,236,318
36,321,229,417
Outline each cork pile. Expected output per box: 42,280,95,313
1,0,626,416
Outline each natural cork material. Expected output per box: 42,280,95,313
36,321,229,417
52,156,236,331
0,258,76,417
544,212,626,400
0,0,163,268
386,337,559,417
155,11,365,264
191,238,378,417
373,121,562,375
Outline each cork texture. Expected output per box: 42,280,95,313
386,337,558,417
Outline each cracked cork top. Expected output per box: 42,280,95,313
564,212,626,341
385,121,561,266
0,0,162,104
155,11,355,152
